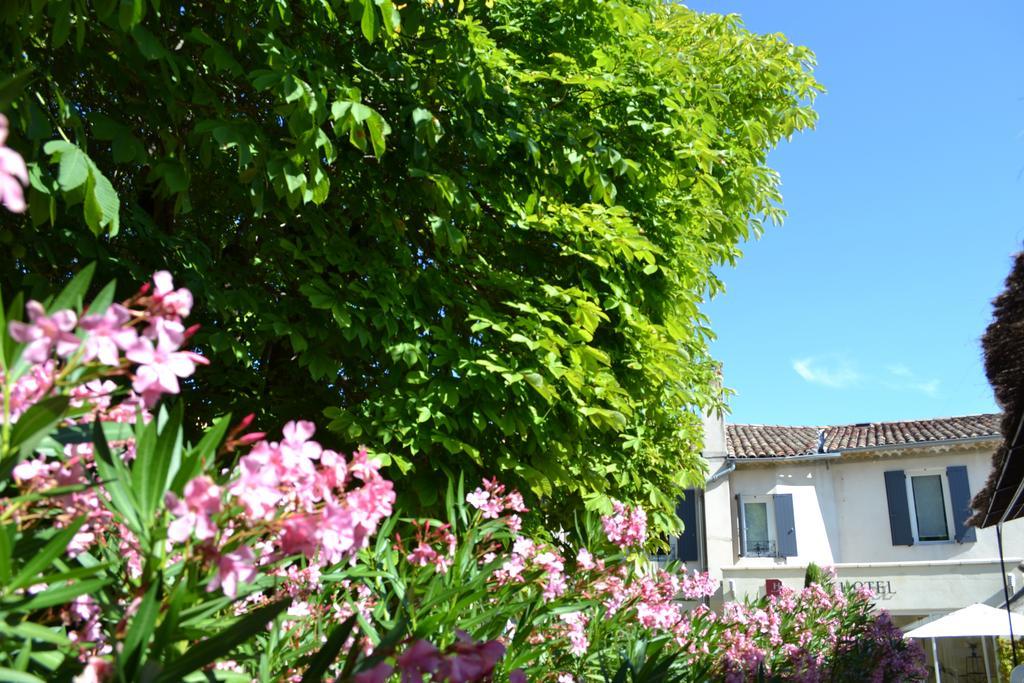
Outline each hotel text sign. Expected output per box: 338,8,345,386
840,579,896,599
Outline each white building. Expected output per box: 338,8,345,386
675,411,1024,680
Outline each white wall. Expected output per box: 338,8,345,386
702,444,1024,613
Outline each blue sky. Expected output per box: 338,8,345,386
687,0,1024,425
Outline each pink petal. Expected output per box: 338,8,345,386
125,338,156,364
0,147,28,185
152,271,174,295
166,352,196,378
50,309,78,332
283,420,316,443
0,176,25,213
25,301,45,323
7,320,36,343
23,338,53,363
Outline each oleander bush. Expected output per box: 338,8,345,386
0,268,927,682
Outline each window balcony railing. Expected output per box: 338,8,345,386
746,540,776,558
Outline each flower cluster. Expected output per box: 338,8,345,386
600,500,647,548
404,520,458,574
355,633,517,683
166,423,395,597
4,270,205,414
466,477,528,531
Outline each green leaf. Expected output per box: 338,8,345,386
132,401,183,518
86,279,118,317
50,261,96,312
360,0,377,42
0,67,35,110
0,668,45,683
91,419,144,533
88,169,120,236
170,414,230,494
0,524,11,585
119,0,145,30
122,581,161,669
8,517,85,590
299,614,358,682
366,113,390,157
14,576,111,611
3,396,71,469
155,598,292,682
42,141,89,191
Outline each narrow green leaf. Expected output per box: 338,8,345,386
5,395,71,464
122,581,161,668
133,401,183,518
0,622,71,646
86,279,118,317
9,517,85,590
15,577,111,611
50,262,97,312
170,413,230,494
300,614,358,682
0,523,12,584
155,598,292,682
0,667,45,683
91,419,144,533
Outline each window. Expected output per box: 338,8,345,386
736,493,798,558
909,474,950,541
738,495,777,557
883,466,977,546
744,500,775,557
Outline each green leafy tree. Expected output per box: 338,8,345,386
0,0,820,526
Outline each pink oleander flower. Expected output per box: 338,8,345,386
79,304,138,366
436,632,506,683
8,300,80,363
577,548,595,570
1,360,55,424
165,476,222,543
63,594,104,647
601,500,647,548
208,546,257,598
151,270,193,319
126,335,208,406
466,478,528,519
559,611,590,656
0,114,28,213
353,662,395,683
396,639,442,681
72,657,114,683
509,670,527,683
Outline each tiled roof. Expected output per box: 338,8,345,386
726,414,1002,459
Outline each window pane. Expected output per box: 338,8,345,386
912,475,949,541
744,502,769,544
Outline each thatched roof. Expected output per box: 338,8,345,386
970,250,1024,527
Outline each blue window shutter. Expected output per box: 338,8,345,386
946,465,977,543
736,493,746,556
676,489,699,562
884,470,914,546
773,493,798,557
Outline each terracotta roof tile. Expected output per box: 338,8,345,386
726,414,1001,459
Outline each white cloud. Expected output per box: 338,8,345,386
792,356,941,396
886,364,912,378
792,356,861,389
883,365,941,397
